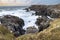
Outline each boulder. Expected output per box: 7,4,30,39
26,26,38,34
0,15,25,37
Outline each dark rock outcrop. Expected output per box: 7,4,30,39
35,16,50,32
0,15,25,37
25,5,60,18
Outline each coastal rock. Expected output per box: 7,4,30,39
25,5,48,16
35,16,50,31
25,5,60,18
0,15,25,37
47,8,60,18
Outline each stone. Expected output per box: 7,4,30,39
26,26,38,34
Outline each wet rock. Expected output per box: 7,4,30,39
24,8,30,12
0,15,25,37
26,26,38,34
35,16,50,32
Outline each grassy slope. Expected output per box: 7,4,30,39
16,18,60,40
0,25,15,40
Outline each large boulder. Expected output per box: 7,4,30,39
0,15,25,37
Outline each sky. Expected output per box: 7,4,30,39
0,0,60,6
32,0,60,4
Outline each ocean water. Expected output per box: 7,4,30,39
0,6,39,30
0,6,28,11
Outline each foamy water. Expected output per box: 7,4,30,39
0,9,39,30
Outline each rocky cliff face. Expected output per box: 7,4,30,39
0,15,25,37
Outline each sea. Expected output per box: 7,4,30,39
0,6,39,30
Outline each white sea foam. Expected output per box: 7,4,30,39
0,9,38,30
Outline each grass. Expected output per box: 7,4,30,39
0,25,15,40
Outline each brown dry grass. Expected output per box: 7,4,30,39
0,25,15,40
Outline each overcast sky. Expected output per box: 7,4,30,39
0,0,60,6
